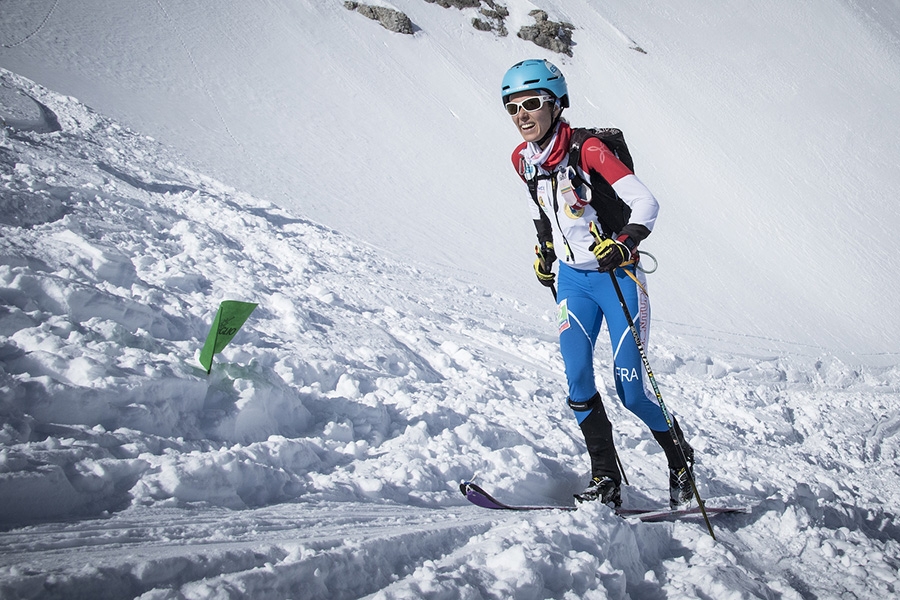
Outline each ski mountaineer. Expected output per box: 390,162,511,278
502,59,695,509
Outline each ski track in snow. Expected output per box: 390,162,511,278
0,503,502,600
1,46,900,600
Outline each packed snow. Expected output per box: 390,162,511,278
1,1,900,599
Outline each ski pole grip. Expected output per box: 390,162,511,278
588,222,607,243
534,245,547,270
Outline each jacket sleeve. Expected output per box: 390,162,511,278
579,138,659,242
533,213,553,246
611,176,657,242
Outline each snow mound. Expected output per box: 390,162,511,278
2,69,900,599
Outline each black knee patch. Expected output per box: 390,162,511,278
567,392,601,412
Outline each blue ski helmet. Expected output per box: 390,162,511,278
501,59,569,108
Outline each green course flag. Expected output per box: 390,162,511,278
199,300,258,373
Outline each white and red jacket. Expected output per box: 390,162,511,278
512,122,659,271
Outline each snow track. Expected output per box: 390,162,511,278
0,504,498,600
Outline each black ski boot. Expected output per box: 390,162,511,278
651,419,696,508
574,476,622,507
570,393,622,507
669,461,694,508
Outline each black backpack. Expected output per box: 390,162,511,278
528,127,635,241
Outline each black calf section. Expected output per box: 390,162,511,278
651,418,693,470
576,393,621,484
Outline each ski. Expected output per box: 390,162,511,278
459,481,750,521
460,480,577,511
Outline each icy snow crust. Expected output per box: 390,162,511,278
1,67,900,600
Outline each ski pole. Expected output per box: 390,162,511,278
590,224,715,539
614,448,629,486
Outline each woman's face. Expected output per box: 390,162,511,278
507,91,557,146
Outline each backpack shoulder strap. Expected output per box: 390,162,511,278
518,157,554,246
567,127,635,236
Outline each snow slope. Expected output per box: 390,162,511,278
1,0,900,598
1,0,899,360
2,66,900,599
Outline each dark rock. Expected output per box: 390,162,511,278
344,2,415,35
517,9,575,56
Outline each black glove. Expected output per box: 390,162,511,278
533,241,556,287
590,238,630,271
588,223,633,272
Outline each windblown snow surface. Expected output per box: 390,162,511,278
1,1,900,599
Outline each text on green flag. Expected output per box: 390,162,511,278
199,300,258,373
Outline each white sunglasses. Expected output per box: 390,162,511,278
505,94,554,116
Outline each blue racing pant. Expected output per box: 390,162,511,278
556,262,669,432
